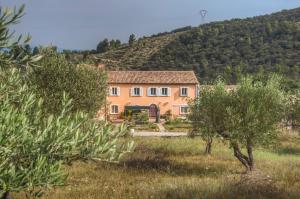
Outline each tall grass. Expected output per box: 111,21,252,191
11,131,300,199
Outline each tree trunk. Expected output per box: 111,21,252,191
204,137,213,155
246,139,255,171
1,192,9,199
232,142,255,172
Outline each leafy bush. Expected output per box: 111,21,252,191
0,69,133,198
284,91,300,128
28,48,107,116
161,110,172,122
135,111,149,124
165,118,186,125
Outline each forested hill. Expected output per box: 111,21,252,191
83,7,300,85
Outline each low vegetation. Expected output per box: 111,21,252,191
10,132,299,199
130,123,159,132
164,119,192,132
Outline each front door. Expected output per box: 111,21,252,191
149,104,157,117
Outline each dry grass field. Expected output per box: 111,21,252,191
12,130,300,199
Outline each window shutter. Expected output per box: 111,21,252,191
168,87,171,96
130,88,133,96
108,87,112,96
140,87,143,96
147,88,151,96
117,87,120,96
157,87,161,96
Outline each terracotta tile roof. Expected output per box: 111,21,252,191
108,71,199,84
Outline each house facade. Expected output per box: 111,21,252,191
106,71,199,120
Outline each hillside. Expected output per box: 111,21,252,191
89,8,300,84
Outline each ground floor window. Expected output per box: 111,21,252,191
111,105,119,114
180,106,189,114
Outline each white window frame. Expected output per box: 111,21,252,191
180,106,189,115
180,87,188,97
110,86,120,96
131,87,143,96
160,87,171,97
148,87,157,96
111,105,119,114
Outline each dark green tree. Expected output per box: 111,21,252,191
128,34,136,46
96,38,110,53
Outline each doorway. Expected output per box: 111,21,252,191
149,104,157,117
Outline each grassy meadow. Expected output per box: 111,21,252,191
13,130,300,199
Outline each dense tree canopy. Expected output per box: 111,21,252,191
85,7,300,89
96,38,122,53
29,47,107,116
128,34,136,46
190,75,284,171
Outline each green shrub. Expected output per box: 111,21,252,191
0,69,133,198
28,48,107,116
161,110,172,122
135,110,149,124
284,91,300,128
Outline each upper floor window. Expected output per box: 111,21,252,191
111,105,119,114
148,87,157,96
131,87,143,96
180,87,188,96
160,87,170,96
110,86,120,96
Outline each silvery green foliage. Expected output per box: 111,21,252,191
189,80,230,154
284,91,300,128
0,5,42,68
0,69,134,197
189,75,284,170
227,75,284,147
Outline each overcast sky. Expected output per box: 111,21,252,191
2,0,300,50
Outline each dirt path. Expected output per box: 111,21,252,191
131,131,187,137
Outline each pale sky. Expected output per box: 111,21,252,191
2,0,300,50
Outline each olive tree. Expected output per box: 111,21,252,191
225,75,284,171
28,48,107,116
189,80,229,155
0,69,134,199
0,5,134,198
191,75,284,171
284,91,300,128
0,5,41,68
